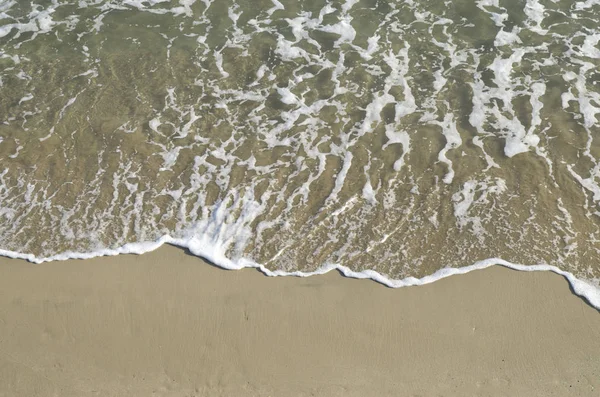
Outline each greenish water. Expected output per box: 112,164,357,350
0,0,599,284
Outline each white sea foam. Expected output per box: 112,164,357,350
494,28,521,47
524,0,548,35
432,112,462,184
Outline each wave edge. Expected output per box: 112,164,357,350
1,235,599,310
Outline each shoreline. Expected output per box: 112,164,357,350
1,238,600,310
1,244,599,396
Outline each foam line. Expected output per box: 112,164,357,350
1,236,598,310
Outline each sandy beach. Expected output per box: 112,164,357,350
0,245,599,396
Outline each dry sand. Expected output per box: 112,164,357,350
1,245,599,397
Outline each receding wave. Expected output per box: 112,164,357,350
0,0,599,307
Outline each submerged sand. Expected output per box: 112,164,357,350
0,245,599,396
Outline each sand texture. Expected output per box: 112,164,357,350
1,245,599,396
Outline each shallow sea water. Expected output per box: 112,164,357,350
1,0,600,290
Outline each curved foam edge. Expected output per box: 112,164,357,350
1,234,599,310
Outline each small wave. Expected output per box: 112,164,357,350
1,0,600,307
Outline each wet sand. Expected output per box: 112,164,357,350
1,245,599,397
